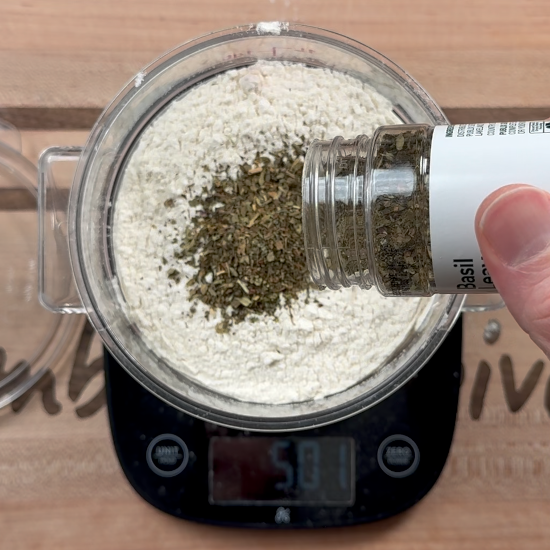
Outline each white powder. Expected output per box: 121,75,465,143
113,61,430,405
255,21,289,35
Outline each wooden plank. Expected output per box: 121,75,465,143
0,50,549,111
4,107,550,131
3,0,549,53
0,188,36,210
4,106,550,132
0,107,102,130
445,108,550,124
1,0,550,114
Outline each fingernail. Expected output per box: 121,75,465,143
479,187,550,266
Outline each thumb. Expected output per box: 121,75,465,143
475,184,550,356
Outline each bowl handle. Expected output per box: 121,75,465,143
462,294,505,312
38,147,85,314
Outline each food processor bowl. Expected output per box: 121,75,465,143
38,23,478,431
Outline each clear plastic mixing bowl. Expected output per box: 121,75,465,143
38,23,474,431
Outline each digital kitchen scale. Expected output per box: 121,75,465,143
105,318,462,528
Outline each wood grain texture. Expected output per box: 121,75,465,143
1,0,550,119
1,270,550,548
0,133,548,548
4,0,549,53
5,107,550,131
2,5,550,539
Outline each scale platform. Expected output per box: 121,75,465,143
105,319,462,528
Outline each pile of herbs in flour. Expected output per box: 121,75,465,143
165,144,313,334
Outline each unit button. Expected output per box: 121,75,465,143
146,434,189,477
377,434,420,478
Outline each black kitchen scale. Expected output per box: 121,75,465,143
105,318,462,528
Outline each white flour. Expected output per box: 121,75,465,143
113,61,429,404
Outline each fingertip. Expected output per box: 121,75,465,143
475,184,536,231
473,182,550,358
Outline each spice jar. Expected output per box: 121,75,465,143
302,121,550,296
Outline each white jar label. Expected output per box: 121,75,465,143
429,121,550,293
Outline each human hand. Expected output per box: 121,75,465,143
475,184,550,355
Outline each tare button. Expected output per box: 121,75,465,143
377,434,420,479
146,434,189,477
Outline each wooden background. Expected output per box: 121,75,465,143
2,1,550,548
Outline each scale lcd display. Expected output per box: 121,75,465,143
209,437,355,505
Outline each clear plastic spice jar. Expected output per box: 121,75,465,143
302,121,550,296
